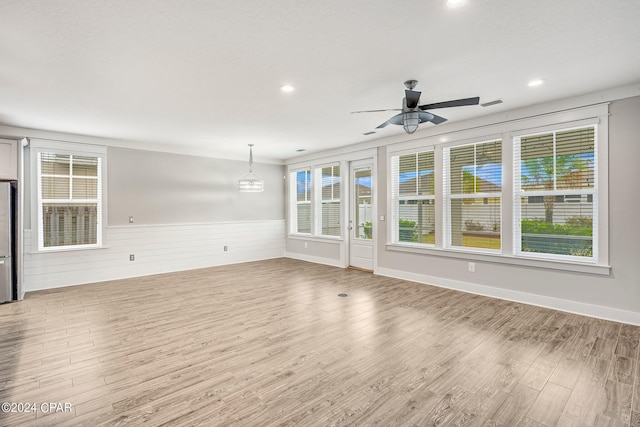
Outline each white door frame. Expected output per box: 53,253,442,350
347,158,376,271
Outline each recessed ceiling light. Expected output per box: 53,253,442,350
446,0,467,8
296,148,306,152
280,84,296,93
528,79,545,87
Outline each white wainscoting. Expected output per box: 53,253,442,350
23,220,285,292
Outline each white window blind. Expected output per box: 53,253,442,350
37,152,102,250
391,151,435,245
514,125,596,261
319,164,340,237
290,169,312,234
444,140,502,251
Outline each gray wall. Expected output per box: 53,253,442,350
286,238,341,261
376,96,640,313
108,147,285,225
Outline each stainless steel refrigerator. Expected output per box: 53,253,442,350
0,181,16,303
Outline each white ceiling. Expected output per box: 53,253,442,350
1,0,639,162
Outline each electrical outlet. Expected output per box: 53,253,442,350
130,254,135,261
224,245,228,251
468,262,475,272
304,242,308,249
129,216,134,223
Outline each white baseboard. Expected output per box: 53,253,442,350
285,252,345,268
375,266,640,326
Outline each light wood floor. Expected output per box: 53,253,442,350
1,258,639,426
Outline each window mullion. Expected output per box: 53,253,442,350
552,131,557,191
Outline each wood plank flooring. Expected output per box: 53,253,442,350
1,258,639,426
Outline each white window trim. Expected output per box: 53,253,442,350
513,122,600,264
288,162,345,240
288,167,312,236
390,150,437,247
29,139,108,253
442,139,503,254
385,104,609,275
315,163,342,238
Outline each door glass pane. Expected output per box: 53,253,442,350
354,168,372,239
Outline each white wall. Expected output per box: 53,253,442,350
23,221,284,291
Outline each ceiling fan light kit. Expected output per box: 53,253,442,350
402,112,420,134
352,80,480,135
238,144,264,192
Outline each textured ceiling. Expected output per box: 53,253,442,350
1,0,639,161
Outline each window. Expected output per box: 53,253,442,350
36,152,102,250
289,163,343,238
319,164,340,236
514,125,596,261
384,104,607,272
444,140,502,251
391,151,435,244
290,169,312,234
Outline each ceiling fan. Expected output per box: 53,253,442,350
352,80,480,134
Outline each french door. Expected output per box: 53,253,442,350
348,160,374,270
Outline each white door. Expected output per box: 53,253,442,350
349,160,374,270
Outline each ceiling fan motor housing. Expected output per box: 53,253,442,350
404,79,419,90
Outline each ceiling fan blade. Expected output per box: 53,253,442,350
405,90,421,109
419,97,480,110
377,113,405,128
428,113,448,124
389,114,405,125
351,109,402,114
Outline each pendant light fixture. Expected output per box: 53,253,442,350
238,144,264,192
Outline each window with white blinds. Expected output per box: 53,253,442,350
290,168,312,234
37,152,102,250
391,151,435,245
514,125,596,260
319,164,340,237
444,140,502,251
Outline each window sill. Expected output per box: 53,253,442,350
29,245,109,255
287,234,343,243
385,243,611,276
